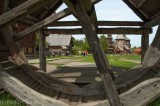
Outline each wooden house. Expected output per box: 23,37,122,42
46,34,73,56
12,23,36,58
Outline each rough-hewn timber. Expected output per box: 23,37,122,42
49,21,144,27
38,30,46,72
43,28,152,35
0,0,54,27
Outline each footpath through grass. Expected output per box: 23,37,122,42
0,54,159,105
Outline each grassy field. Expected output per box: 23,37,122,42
0,54,159,106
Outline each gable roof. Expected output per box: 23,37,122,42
46,34,72,46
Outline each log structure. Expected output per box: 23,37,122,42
1,0,160,106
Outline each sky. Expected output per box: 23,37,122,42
54,0,158,48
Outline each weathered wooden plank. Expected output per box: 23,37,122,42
144,15,160,28
122,0,149,22
83,78,160,106
142,25,160,66
38,30,46,72
14,8,71,40
14,0,100,41
49,21,144,27
0,71,69,106
0,0,54,27
68,0,122,106
44,28,152,35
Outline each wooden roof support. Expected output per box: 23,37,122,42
138,0,149,9
144,15,160,28
49,21,144,27
142,24,160,66
43,28,152,35
14,8,71,40
0,0,54,27
39,0,63,20
14,0,100,41
38,30,46,72
141,29,149,62
64,0,122,105
123,0,149,22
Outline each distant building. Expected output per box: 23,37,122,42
133,48,141,55
13,23,36,58
46,34,73,56
106,34,132,54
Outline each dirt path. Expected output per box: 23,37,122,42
119,58,141,64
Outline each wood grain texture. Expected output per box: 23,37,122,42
44,28,152,35
0,71,69,106
84,78,160,106
0,0,53,27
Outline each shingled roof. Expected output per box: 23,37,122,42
46,34,72,46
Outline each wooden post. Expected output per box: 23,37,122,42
141,29,149,62
38,30,46,72
69,0,122,106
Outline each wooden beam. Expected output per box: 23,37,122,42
14,8,71,40
70,0,122,106
14,0,100,41
87,78,160,106
138,0,149,9
0,0,53,27
123,0,149,22
0,71,69,106
38,30,46,72
141,29,149,62
144,15,160,28
39,0,63,20
49,21,144,27
43,28,152,35
142,24,160,66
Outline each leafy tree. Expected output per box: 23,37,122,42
99,35,108,53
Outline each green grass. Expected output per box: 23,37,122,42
148,97,160,106
0,92,26,106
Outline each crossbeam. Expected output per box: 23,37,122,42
14,0,101,40
14,8,71,40
49,21,144,27
144,15,160,28
0,0,54,27
43,28,152,35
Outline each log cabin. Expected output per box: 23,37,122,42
46,34,73,56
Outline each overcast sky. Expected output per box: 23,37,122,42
55,0,158,48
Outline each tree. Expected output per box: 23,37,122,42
99,35,108,53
